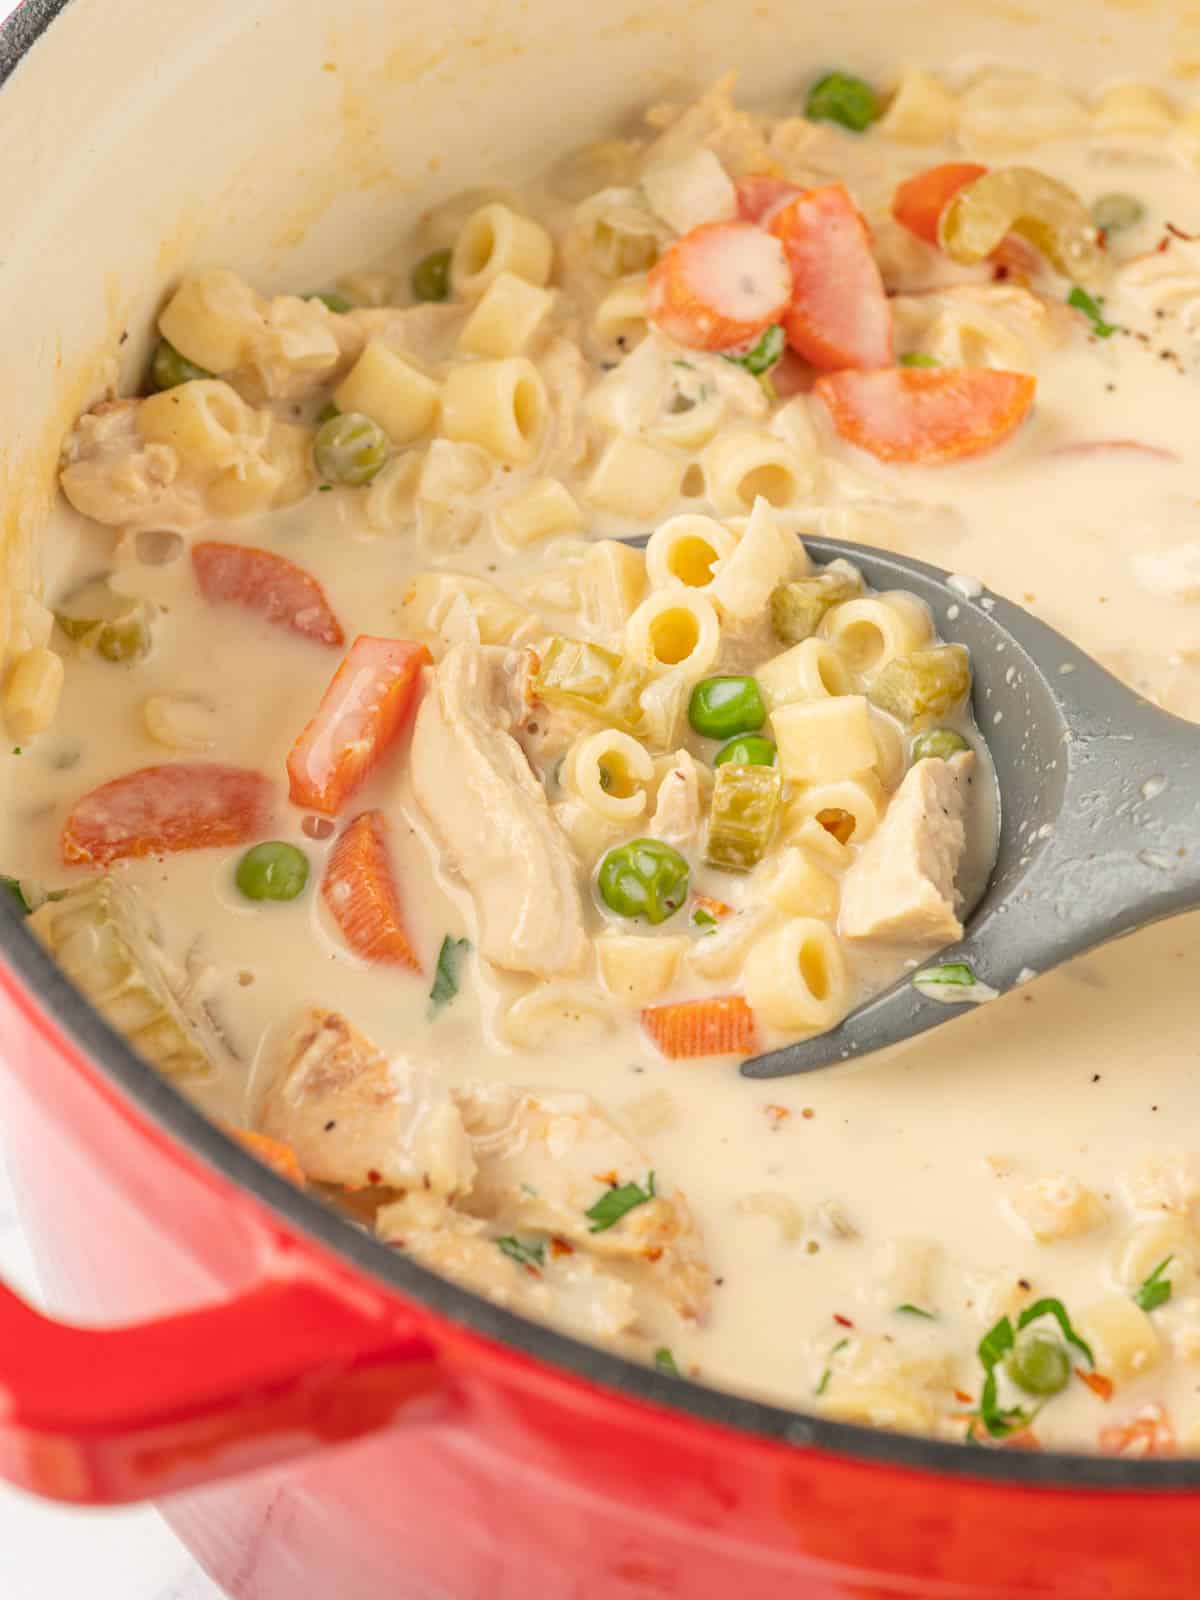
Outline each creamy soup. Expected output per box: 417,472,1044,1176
6,64,1200,1457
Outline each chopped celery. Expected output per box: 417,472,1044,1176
55,579,154,664
770,568,863,645
867,645,972,729
533,635,650,736
939,166,1110,294
704,763,782,873
28,876,216,1077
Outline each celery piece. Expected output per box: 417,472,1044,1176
704,763,782,873
534,635,649,735
770,568,864,646
867,645,972,729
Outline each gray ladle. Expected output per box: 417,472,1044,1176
720,536,1200,1079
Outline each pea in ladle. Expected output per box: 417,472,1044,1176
729,536,1200,1080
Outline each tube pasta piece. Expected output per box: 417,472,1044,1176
584,434,683,520
869,707,907,792
575,186,667,277
497,478,583,547
708,497,803,623
564,729,655,822
579,539,648,644
644,514,736,592
138,379,260,467
159,268,264,374
743,918,850,1033
333,343,441,444
458,273,556,359
702,425,815,517
1077,1296,1163,1385
782,773,886,848
756,847,839,921
939,166,1108,293
641,994,758,1059
637,669,691,753
624,590,721,681
649,389,725,453
4,646,63,740
790,814,853,871
501,982,616,1048
876,68,958,143
1092,83,1176,136
821,592,934,679
758,638,851,710
705,762,783,873
592,275,651,354
141,694,217,753
957,71,1088,150
773,695,877,786
441,358,548,465
451,203,554,297
597,933,688,1006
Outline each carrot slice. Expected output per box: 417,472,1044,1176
647,220,792,352
193,541,344,648
769,184,892,371
62,763,274,866
642,995,758,1059
231,1129,306,1187
286,636,431,817
736,175,803,225
323,810,421,972
814,367,1036,464
892,163,988,247
692,894,733,921
1099,1405,1176,1458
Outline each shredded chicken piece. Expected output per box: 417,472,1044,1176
643,73,776,180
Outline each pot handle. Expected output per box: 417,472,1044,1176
0,1265,448,1505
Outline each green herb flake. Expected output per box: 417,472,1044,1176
428,935,471,1018
723,323,786,378
1133,1254,1174,1313
11,747,21,756
496,1235,546,1271
654,1346,680,1376
691,908,717,930
585,1171,656,1233
1068,285,1117,339
895,1303,936,1320
0,875,31,916
972,1315,1036,1440
815,1336,850,1398
914,961,978,991
317,484,334,493
1016,1297,1094,1368
899,352,939,368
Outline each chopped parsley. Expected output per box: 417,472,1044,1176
723,323,786,378
317,483,334,493
914,961,978,990
1068,285,1116,339
585,1171,656,1233
10,746,21,756
972,1297,1093,1440
428,935,470,1017
0,875,30,916
496,1235,546,1271
895,1303,936,1320
654,1346,680,1376
691,907,718,930
1133,1254,1174,1313
815,1336,850,1397
899,352,939,368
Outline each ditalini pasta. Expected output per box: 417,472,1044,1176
15,60,1200,1457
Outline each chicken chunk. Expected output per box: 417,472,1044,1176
840,753,974,945
454,1082,712,1319
410,644,589,978
59,400,210,532
376,1191,639,1344
258,1008,475,1195
649,749,712,853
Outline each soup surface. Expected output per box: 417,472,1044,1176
6,63,1200,1455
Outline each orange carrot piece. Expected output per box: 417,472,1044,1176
642,995,758,1059
736,174,803,225
323,810,421,972
647,220,792,352
1099,1405,1176,1458
814,367,1036,465
892,162,988,247
231,1129,306,1187
692,895,733,921
286,636,431,817
1076,1368,1115,1402
769,184,892,371
192,542,344,648
62,763,274,867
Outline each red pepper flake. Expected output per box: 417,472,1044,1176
366,1169,383,1187
764,1104,791,1128
954,1388,975,1406
801,1107,815,1120
833,1313,855,1329
549,1237,575,1258
595,1170,620,1188
302,814,335,841
644,1246,664,1263
1077,1368,1114,1402
1167,221,1200,243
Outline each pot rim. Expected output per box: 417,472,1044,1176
4,0,1199,1496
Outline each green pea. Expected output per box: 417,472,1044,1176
151,338,212,392
1091,192,1145,235
714,735,777,768
314,411,391,486
309,291,353,314
1006,1329,1071,1398
911,727,971,763
597,838,690,925
688,676,767,741
412,248,453,304
805,71,879,133
235,842,310,903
